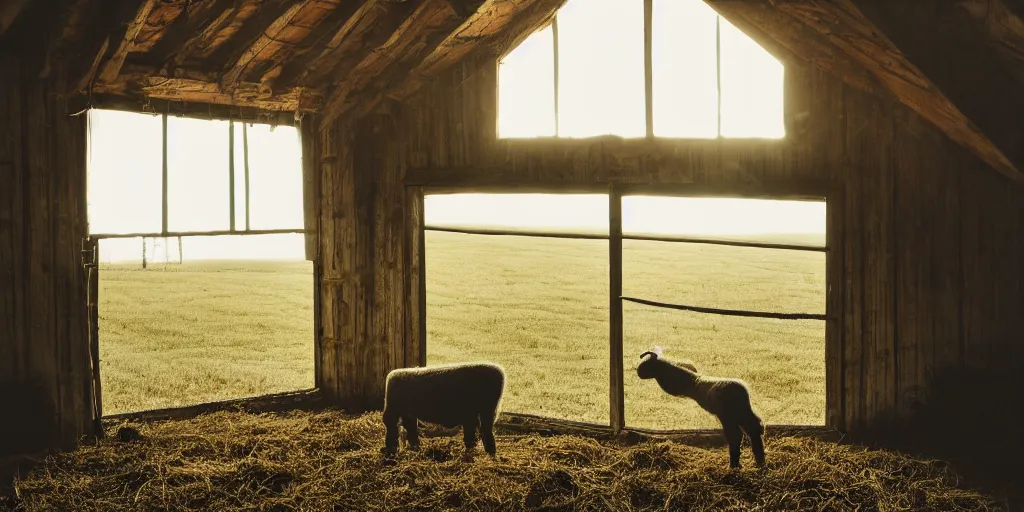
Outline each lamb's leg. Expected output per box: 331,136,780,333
722,421,743,469
383,409,400,455
462,418,479,452
741,416,766,468
402,416,420,451
480,410,497,456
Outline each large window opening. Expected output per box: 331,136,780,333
497,0,785,139
423,193,825,430
87,109,313,416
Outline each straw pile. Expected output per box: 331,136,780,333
8,409,1008,511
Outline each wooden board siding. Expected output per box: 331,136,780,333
0,46,94,455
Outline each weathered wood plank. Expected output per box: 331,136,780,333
222,0,342,88
776,0,1021,182
841,85,865,434
96,0,159,83
320,0,460,126
825,188,845,430
145,0,236,67
301,115,320,261
856,95,896,427
203,0,292,68
265,0,367,90
0,52,24,382
91,72,322,112
404,185,425,368
293,1,414,89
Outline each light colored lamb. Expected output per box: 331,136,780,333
382,361,506,457
636,346,766,469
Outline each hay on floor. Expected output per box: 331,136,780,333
8,409,1008,511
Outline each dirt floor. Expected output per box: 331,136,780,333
5,409,1011,511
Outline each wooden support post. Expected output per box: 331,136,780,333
161,113,168,235
715,15,722,138
609,183,625,432
229,121,236,232
552,16,560,136
243,122,251,231
644,0,653,138
825,189,846,430
85,239,103,434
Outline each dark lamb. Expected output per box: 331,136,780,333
636,347,766,469
382,361,506,456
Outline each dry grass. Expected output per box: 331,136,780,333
10,409,1007,511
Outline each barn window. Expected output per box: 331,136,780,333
86,109,313,415
497,0,785,139
422,192,826,430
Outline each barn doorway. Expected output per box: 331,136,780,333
421,192,827,430
85,109,314,416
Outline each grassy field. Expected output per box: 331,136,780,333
98,230,825,429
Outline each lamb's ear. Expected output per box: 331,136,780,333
653,345,663,357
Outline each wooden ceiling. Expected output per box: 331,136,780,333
4,0,1023,181
29,0,556,124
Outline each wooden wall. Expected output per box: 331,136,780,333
314,49,1024,457
0,29,94,455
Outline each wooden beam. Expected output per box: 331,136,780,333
145,0,236,67
91,71,322,112
777,0,1022,182
223,1,345,89
269,0,384,91
704,1,881,96
129,0,190,53
320,0,460,126
96,0,160,84
390,0,566,101
291,1,416,89
221,1,311,88
203,0,292,70
165,1,241,68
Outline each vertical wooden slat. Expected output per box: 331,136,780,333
243,122,251,231
228,121,235,232
608,183,624,432
301,117,319,261
87,239,102,431
404,185,425,368
161,113,168,235
0,50,24,387
643,0,652,138
552,16,560,137
25,77,59,445
842,86,865,434
825,188,845,429
859,97,896,428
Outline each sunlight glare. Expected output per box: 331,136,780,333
87,110,163,234
719,17,785,138
557,0,646,138
652,0,719,138
498,25,556,138
166,116,231,232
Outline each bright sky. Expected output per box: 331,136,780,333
87,0,818,263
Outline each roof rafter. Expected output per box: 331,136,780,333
320,0,461,127
389,0,562,101
92,66,322,112
263,0,369,92
203,0,292,71
774,0,1021,182
222,0,347,89
96,0,160,84
144,0,236,69
287,0,417,89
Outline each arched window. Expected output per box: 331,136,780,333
497,0,785,140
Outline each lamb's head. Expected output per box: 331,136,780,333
637,346,664,379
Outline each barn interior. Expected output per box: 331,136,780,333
1,0,1023,509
